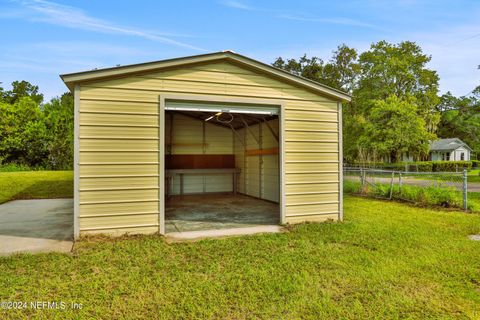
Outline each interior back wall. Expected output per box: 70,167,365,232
166,113,234,194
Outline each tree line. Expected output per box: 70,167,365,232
1,40,478,169
273,40,480,163
0,81,73,169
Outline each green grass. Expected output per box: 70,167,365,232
0,171,73,204
1,196,480,319
468,169,480,183
344,179,480,212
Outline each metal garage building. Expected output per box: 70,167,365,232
61,51,351,238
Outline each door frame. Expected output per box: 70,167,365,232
158,93,286,234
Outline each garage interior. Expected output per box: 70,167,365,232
164,101,280,233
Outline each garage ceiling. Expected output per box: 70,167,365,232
168,110,278,130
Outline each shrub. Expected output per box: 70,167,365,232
431,161,472,172
343,180,361,193
350,161,473,172
0,163,41,172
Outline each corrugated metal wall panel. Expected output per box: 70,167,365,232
166,113,233,195
234,128,245,194
285,121,337,132
286,213,338,224
80,113,158,126
79,126,158,138
78,60,340,234
205,123,234,154
80,176,158,189
80,152,158,163
79,164,158,176
285,173,339,184
80,201,158,216
245,156,260,197
286,152,338,162
286,183,339,194
80,139,158,151
80,189,158,204
261,119,279,202
286,203,339,216
80,213,159,229
285,141,338,152
80,99,157,114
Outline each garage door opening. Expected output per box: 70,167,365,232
163,100,281,234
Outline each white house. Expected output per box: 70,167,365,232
429,138,471,161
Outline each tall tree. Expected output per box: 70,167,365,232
360,95,434,162
272,44,359,93
43,92,74,169
1,80,44,105
273,41,441,163
436,87,480,159
356,41,440,132
0,97,48,166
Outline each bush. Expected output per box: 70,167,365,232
431,161,472,172
350,161,473,172
0,163,42,172
405,161,433,172
343,180,361,193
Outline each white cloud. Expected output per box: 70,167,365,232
218,0,377,28
11,0,206,51
278,14,378,28
220,0,253,10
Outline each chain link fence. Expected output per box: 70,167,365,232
344,167,469,211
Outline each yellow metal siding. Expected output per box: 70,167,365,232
78,60,340,234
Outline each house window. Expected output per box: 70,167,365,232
446,152,450,160
461,153,465,161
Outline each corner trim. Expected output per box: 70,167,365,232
73,85,80,239
338,102,344,221
159,96,166,235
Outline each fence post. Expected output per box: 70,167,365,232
361,169,367,194
389,171,395,199
399,172,403,194
359,168,364,193
463,169,468,211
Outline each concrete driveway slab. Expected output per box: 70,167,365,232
0,199,73,255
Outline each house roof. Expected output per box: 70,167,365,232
60,50,351,102
429,138,472,152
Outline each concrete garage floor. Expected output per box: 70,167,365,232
165,194,280,234
0,199,73,255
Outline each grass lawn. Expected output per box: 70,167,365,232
0,171,73,204
468,169,480,183
1,196,480,319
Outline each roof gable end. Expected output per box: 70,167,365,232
60,51,351,102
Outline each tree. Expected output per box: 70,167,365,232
356,41,440,132
0,97,48,166
436,88,480,159
273,41,441,163
360,95,434,162
1,80,44,105
43,92,74,169
272,45,359,93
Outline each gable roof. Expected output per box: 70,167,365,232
429,138,472,152
60,50,351,102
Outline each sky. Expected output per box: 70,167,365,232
0,0,479,100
